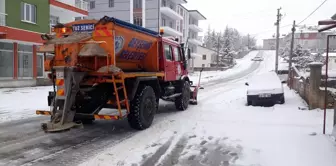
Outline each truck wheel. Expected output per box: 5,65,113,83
247,100,252,106
128,85,157,130
175,81,191,111
280,95,285,104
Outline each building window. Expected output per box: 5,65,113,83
50,15,59,25
0,42,14,78
109,0,114,7
37,53,44,77
18,44,33,78
21,2,36,23
162,0,166,7
90,1,95,9
75,17,82,21
202,54,206,60
164,44,173,61
169,21,173,28
133,16,142,26
134,0,142,8
176,21,180,32
202,64,205,67
162,18,166,26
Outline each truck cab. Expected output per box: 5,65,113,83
160,37,190,82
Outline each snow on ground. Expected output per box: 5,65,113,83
0,86,52,123
189,50,260,84
79,51,336,166
0,50,335,166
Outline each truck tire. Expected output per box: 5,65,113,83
175,81,191,111
280,94,285,104
247,99,252,106
128,85,157,130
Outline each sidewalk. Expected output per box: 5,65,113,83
0,86,52,123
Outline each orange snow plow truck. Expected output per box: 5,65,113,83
36,16,201,132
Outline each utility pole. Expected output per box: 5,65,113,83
217,35,220,70
288,20,296,89
247,34,250,49
275,7,282,73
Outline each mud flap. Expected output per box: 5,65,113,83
41,67,86,133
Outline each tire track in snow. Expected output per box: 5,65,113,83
0,120,136,166
0,51,272,166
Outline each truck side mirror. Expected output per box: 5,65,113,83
187,48,191,60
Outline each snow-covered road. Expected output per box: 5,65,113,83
0,50,335,166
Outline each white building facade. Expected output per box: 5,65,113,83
191,45,218,68
50,0,89,31
87,0,205,52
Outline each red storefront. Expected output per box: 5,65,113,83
0,27,45,87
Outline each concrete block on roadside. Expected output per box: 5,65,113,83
332,125,336,140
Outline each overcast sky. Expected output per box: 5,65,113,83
183,0,336,45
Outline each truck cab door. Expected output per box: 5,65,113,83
172,46,184,79
163,43,176,81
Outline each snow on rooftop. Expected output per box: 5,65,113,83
322,52,336,57
309,62,324,66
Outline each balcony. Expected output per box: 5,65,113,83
189,24,202,32
161,5,183,20
0,12,6,26
75,0,88,11
56,0,88,11
161,26,182,37
171,0,187,4
188,38,202,46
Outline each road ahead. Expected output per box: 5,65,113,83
1,51,335,166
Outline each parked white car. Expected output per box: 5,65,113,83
245,71,285,106
251,56,264,61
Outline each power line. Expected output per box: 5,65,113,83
254,0,328,36
297,0,328,25
250,24,292,37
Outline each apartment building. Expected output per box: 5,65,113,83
192,45,218,68
87,0,205,43
0,0,88,87
87,0,206,70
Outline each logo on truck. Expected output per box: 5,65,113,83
115,36,124,54
119,38,153,61
72,23,95,33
